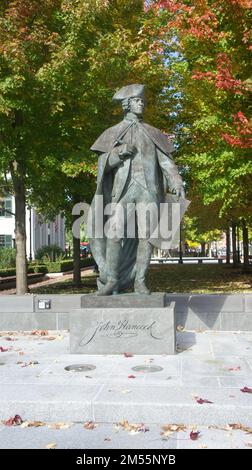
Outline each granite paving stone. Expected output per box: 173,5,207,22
1,329,252,448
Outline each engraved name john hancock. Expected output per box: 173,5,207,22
79,319,164,346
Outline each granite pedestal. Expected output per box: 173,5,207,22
70,293,175,355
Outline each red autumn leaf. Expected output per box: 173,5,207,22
5,337,17,341
228,366,241,371
124,352,133,358
196,398,213,404
4,415,23,426
240,387,252,394
0,346,9,352
128,375,136,379
190,431,200,440
31,330,48,336
138,424,150,433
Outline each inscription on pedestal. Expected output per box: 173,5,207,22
70,307,175,355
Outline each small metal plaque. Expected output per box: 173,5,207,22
132,365,163,373
38,299,51,310
64,364,96,372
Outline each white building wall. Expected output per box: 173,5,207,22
0,195,65,259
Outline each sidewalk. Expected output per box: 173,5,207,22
0,329,252,449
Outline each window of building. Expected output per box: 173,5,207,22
0,197,13,218
0,235,12,248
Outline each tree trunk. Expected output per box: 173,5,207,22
237,224,241,264
73,214,81,287
201,242,206,257
226,227,230,264
242,219,250,273
13,173,28,294
231,221,238,266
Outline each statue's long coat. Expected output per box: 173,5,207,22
89,120,176,291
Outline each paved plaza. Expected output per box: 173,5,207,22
0,329,252,449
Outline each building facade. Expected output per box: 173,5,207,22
0,195,65,260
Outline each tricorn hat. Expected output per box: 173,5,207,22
112,84,145,101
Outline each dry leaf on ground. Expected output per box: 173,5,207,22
0,347,9,352
46,443,57,449
240,386,252,393
128,375,136,379
21,421,45,428
48,423,72,430
83,421,97,430
3,415,23,426
196,398,213,404
190,430,200,440
228,423,252,434
161,424,186,438
118,420,149,434
176,325,185,332
123,352,133,358
31,330,48,336
17,360,39,368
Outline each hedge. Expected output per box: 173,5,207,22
45,257,94,273
0,258,94,277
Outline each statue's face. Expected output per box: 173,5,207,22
129,97,145,116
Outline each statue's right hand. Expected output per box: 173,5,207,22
118,143,137,159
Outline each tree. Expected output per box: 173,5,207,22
145,0,252,267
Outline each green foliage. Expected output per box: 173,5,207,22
0,248,16,269
145,1,252,227
35,244,65,262
0,267,16,277
44,256,94,273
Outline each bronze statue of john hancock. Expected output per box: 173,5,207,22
89,84,185,296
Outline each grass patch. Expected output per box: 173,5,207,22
31,264,252,294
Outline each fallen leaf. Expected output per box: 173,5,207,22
124,352,133,358
18,361,39,368
42,337,56,341
240,386,252,393
0,347,9,352
190,430,200,440
21,421,45,428
229,423,252,434
5,337,17,341
48,423,72,430
245,442,252,447
138,424,149,433
176,325,185,332
4,415,23,426
31,330,48,336
227,366,241,371
104,438,111,442
83,421,97,430
42,335,64,341
162,424,186,433
128,375,136,379
196,398,213,404
85,376,93,379
46,443,57,449
119,420,149,434
18,351,25,356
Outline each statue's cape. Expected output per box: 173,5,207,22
90,120,174,155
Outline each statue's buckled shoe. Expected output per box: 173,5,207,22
134,280,150,295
